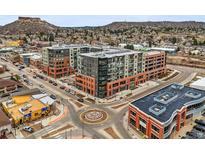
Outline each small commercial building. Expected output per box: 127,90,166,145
30,54,42,69
190,77,205,91
2,93,55,125
20,52,41,66
128,83,205,139
0,79,19,97
150,47,177,55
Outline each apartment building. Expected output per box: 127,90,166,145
75,48,166,98
42,44,102,79
128,83,205,139
144,51,166,80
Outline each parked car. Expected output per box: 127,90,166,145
60,86,65,90
50,94,56,100
53,82,58,86
28,82,33,86
193,125,205,132
186,132,198,139
195,119,205,127
1,93,10,98
40,90,46,94
49,80,53,84
23,126,33,133
39,84,44,88
77,98,84,102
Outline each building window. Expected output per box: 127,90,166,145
139,125,146,134
130,118,136,126
151,133,158,139
130,110,136,116
151,125,160,133
139,117,147,124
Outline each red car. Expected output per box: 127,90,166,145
60,86,65,90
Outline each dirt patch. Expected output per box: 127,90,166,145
163,71,179,81
167,56,205,69
111,103,128,109
70,99,84,108
42,124,73,139
76,93,85,98
104,127,120,139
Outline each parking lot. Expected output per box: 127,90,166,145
181,115,205,139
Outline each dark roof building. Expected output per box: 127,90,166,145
128,83,205,139
0,109,11,132
0,79,18,89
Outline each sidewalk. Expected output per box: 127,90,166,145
41,103,68,126
181,72,197,85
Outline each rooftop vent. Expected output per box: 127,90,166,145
185,90,201,99
21,103,32,112
149,104,166,116
6,100,13,106
171,83,184,90
154,92,178,105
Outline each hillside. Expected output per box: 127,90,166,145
104,21,205,29
0,17,57,35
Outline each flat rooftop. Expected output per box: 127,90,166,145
46,44,102,50
80,48,141,58
144,51,164,56
7,99,46,121
131,83,205,123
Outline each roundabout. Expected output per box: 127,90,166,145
80,109,108,124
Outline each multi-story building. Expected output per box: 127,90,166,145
20,53,41,66
128,83,205,139
144,51,166,80
42,44,102,79
30,54,42,69
75,49,166,98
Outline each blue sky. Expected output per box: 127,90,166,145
1,15,205,27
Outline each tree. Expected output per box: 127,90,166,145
192,37,198,45
48,33,55,42
171,37,177,44
125,44,134,50
22,37,28,44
